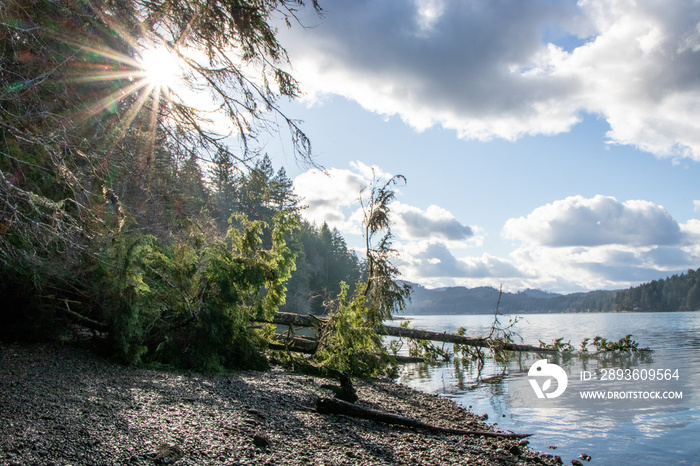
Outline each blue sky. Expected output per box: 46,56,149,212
259,0,700,293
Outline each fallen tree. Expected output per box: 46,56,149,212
270,312,556,355
315,397,532,439
379,325,556,354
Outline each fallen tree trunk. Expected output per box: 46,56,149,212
272,312,324,328
271,312,556,354
392,355,426,364
269,336,319,354
379,325,557,354
268,336,425,363
315,397,532,439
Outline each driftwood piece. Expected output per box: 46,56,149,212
316,397,532,439
59,299,109,332
320,372,358,403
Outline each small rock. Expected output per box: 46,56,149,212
548,445,558,449
246,409,265,419
571,460,583,466
495,448,507,455
253,434,270,449
553,456,563,464
579,453,591,461
519,439,529,446
155,443,183,464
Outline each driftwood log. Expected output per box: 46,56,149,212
269,335,319,354
270,312,556,354
315,397,532,439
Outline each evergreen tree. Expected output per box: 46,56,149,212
238,154,275,222
360,173,412,324
210,148,238,230
614,268,700,312
281,221,364,316
0,0,319,366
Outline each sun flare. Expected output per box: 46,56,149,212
140,46,182,89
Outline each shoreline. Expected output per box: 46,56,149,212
0,343,561,465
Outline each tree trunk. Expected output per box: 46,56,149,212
273,312,325,328
392,355,426,364
269,335,319,354
315,397,532,439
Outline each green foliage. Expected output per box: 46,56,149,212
314,283,392,377
95,212,297,371
538,338,575,352
452,327,482,363
406,339,452,364
360,172,412,324
539,334,647,354
306,172,417,377
1,0,321,372
283,221,364,315
591,334,644,352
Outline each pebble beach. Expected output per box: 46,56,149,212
0,343,563,465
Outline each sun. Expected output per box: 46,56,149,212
140,46,182,89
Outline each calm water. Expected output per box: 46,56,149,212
393,312,700,465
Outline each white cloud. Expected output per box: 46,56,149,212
502,195,682,247
415,0,447,33
281,0,700,160
502,195,700,290
397,241,523,284
292,166,367,232
681,219,700,259
393,203,475,243
293,163,503,287
694,200,700,212
292,163,476,243
294,164,700,292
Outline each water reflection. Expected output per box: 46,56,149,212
394,312,700,464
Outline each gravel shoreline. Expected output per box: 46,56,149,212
0,343,562,465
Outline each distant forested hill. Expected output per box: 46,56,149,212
403,284,616,315
403,268,700,315
614,268,700,312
